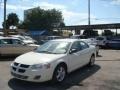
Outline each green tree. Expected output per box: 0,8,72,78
20,7,64,32
3,13,19,29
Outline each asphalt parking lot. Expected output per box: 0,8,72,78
0,50,120,90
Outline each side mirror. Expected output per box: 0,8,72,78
69,48,78,54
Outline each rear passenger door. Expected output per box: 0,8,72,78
12,39,36,54
11,39,24,54
68,41,85,72
79,41,91,65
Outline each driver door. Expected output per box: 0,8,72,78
68,41,85,72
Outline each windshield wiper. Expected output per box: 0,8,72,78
36,50,63,54
37,51,53,54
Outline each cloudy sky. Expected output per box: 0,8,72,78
0,0,120,28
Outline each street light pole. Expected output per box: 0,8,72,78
4,0,7,36
88,0,90,25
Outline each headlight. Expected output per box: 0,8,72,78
31,63,51,70
31,64,43,70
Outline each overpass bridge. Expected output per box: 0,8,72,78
56,23,120,35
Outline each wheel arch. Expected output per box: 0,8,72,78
91,53,95,57
54,62,68,74
51,61,68,83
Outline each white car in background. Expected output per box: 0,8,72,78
0,37,39,56
10,35,37,45
96,36,109,47
11,39,96,83
81,38,99,55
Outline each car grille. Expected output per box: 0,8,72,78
12,62,30,73
20,64,29,68
18,69,26,73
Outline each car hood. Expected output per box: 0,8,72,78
14,52,65,65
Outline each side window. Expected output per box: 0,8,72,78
12,39,22,45
70,41,81,53
0,39,5,44
80,41,89,50
2,39,12,44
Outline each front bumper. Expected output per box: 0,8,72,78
10,63,53,82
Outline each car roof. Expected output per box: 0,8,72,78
51,39,82,42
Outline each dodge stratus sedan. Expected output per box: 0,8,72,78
11,39,96,83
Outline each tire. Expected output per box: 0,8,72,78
52,64,67,83
88,55,95,67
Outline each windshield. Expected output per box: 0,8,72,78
36,41,71,54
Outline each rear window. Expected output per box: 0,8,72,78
12,39,22,44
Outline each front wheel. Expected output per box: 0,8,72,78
52,65,67,83
88,55,95,67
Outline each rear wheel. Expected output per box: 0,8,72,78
52,65,67,83
88,55,95,67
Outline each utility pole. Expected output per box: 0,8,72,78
88,0,90,25
4,0,7,36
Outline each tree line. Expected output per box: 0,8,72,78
2,7,116,36
3,7,65,31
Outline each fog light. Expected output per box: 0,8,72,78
34,75,41,80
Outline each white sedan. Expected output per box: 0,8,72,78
10,39,96,83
